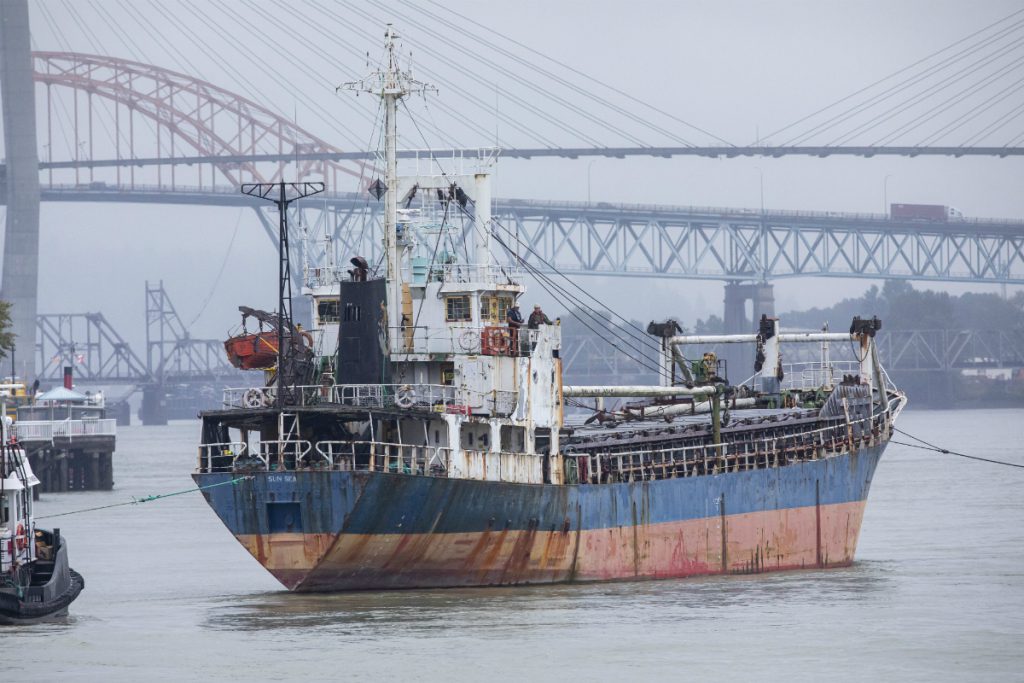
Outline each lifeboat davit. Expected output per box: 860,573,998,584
224,333,279,370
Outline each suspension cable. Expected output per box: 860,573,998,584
764,8,1024,144
419,0,732,145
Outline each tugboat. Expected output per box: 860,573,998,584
1,416,85,624
193,27,906,592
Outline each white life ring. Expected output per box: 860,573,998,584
395,385,416,409
242,388,266,408
458,329,477,351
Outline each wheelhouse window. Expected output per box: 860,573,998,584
480,295,513,323
343,303,361,322
445,295,472,322
317,299,340,323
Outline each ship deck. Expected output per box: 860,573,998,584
200,404,414,428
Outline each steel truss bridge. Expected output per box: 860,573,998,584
32,183,1024,285
37,281,240,386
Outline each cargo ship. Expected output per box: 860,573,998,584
193,27,906,592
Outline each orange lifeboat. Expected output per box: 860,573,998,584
224,333,279,370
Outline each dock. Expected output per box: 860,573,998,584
15,418,116,495
11,376,118,496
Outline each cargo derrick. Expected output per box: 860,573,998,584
193,27,906,592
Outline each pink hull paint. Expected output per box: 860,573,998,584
235,500,868,591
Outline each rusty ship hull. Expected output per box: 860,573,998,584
194,442,882,591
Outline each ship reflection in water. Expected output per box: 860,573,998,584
201,563,893,634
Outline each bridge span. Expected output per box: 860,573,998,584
28,182,1024,286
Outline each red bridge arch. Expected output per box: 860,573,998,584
32,51,366,189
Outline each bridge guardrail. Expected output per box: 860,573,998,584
39,183,1024,226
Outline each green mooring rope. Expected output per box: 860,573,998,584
35,476,252,520
892,428,1024,470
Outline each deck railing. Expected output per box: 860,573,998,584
388,324,540,357
198,440,453,475
779,361,861,391
221,383,517,415
304,262,523,290
567,408,890,484
198,397,902,482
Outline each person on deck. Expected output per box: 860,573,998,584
506,304,525,355
527,304,552,329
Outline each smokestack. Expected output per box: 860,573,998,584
63,366,72,390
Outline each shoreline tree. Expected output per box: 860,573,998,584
0,301,15,362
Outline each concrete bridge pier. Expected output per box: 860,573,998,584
140,384,169,426
0,0,41,363
721,282,774,383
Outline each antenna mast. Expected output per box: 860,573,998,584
339,25,436,352
241,181,324,405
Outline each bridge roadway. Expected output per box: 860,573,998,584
24,183,1024,285
29,146,1024,169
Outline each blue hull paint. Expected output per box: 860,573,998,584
195,444,884,538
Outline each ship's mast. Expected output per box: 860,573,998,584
341,26,436,347
382,28,400,323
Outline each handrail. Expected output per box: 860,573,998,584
569,408,893,483
221,383,518,415
779,361,861,391
197,441,248,472
195,395,902,479
198,439,454,474
14,418,117,442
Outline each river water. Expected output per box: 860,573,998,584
4,409,1022,681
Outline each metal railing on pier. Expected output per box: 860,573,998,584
14,418,117,443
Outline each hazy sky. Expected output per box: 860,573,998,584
7,0,1024,355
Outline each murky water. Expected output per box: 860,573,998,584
4,409,1023,681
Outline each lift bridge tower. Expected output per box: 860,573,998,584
142,281,240,425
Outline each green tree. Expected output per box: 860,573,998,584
0,301,14,360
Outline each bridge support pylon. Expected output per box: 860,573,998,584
722,281,775,383
139,385,168,426
0,0,41,367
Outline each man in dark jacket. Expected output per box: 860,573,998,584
527,304,552,329
506,304,524,354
